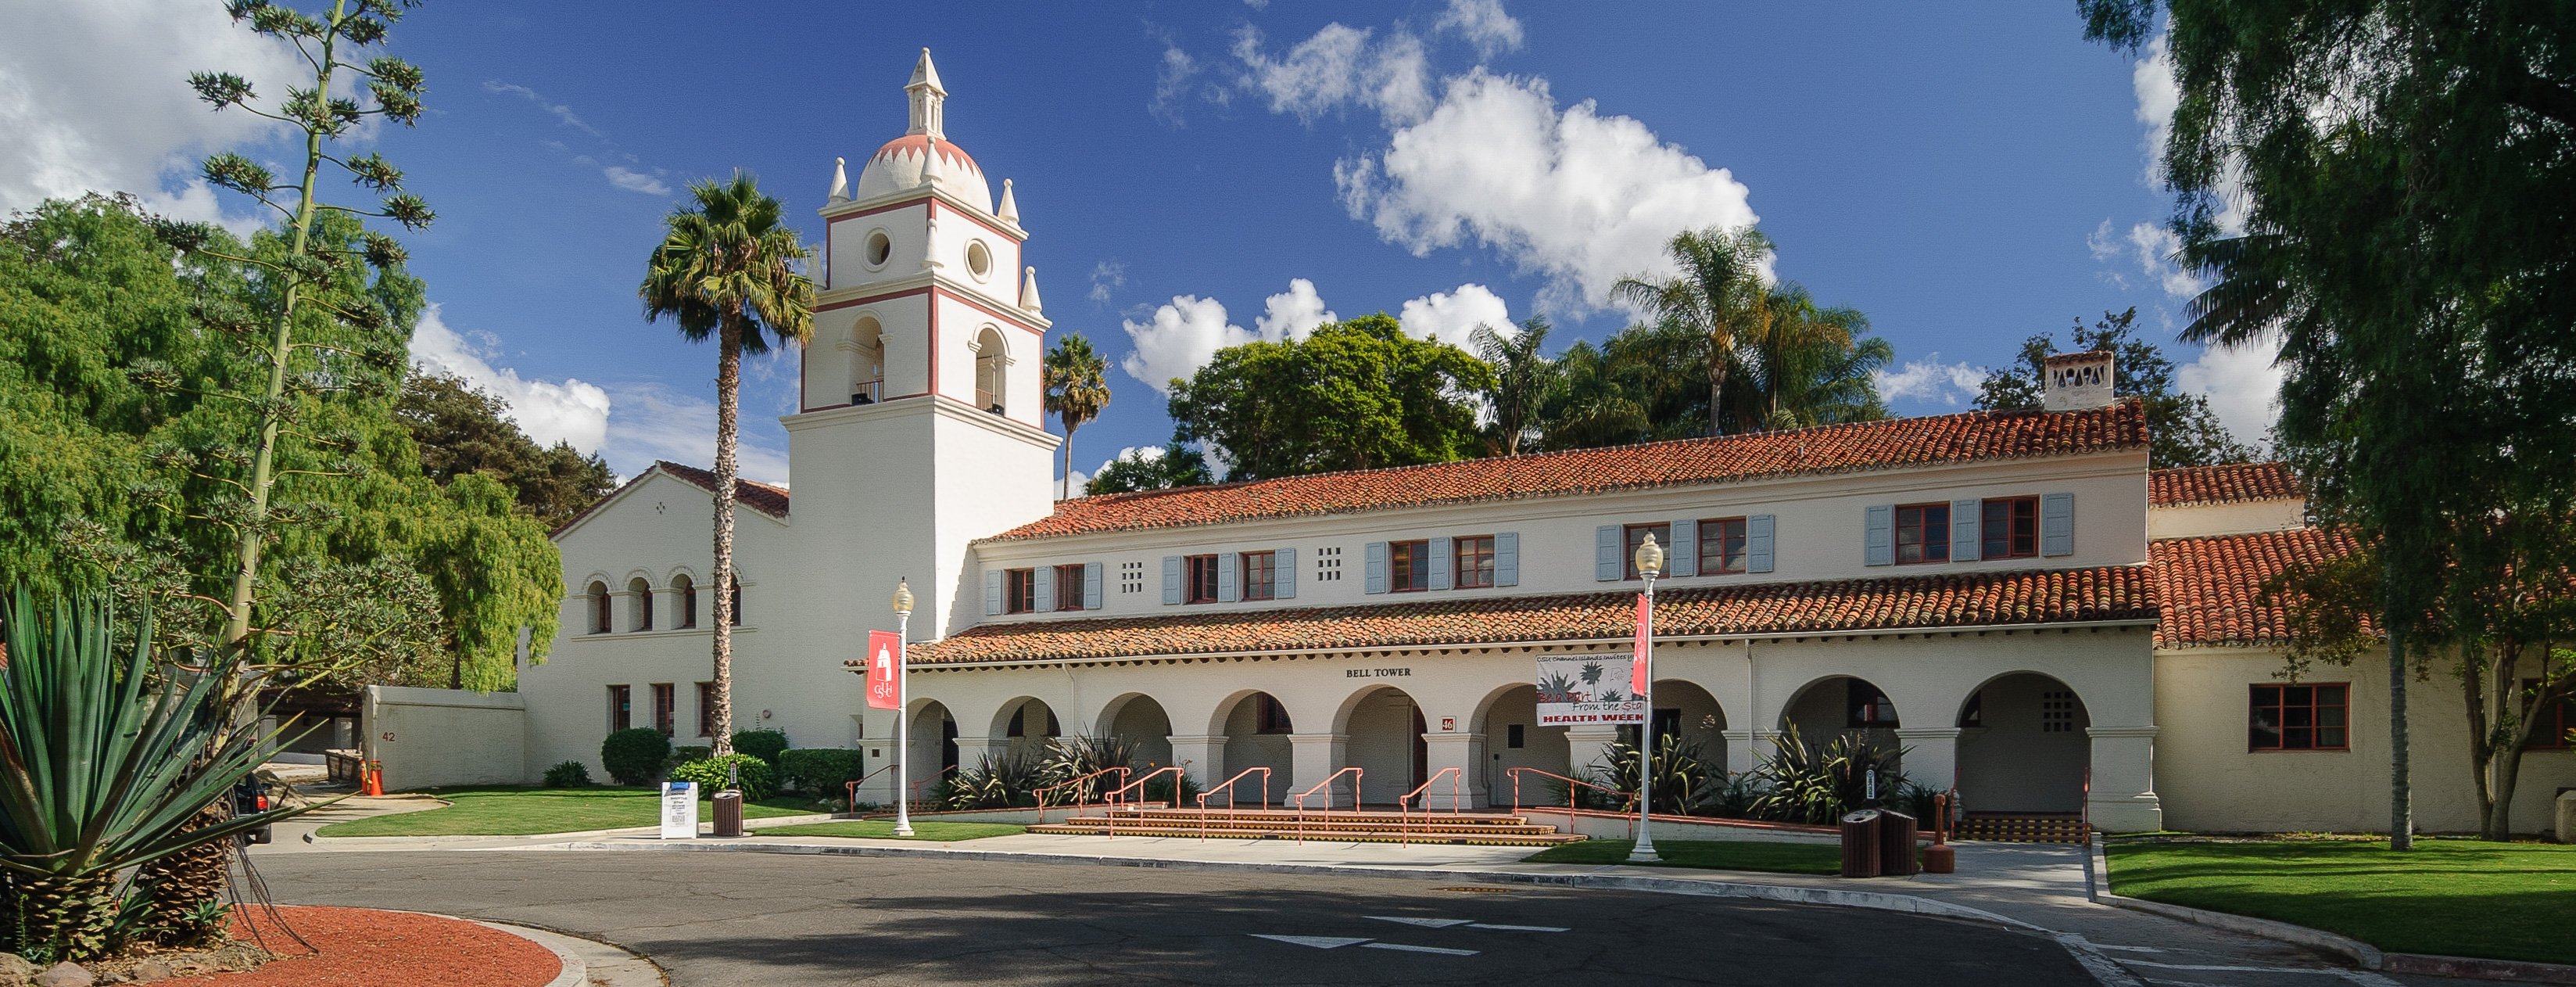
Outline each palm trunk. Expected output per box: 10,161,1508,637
1708,365,1727,438
1061,422,1076,501
135,802,235,946
11,871,120,962
708,314,743,758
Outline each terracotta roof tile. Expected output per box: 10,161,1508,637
890,565,2155,666
994,402,2146,543
2151,528,2365,648
654,461,791,518
2149,462,2303,508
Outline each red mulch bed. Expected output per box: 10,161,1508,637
163,905,560,986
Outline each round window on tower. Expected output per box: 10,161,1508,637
966,240,992,280
864,230,892,267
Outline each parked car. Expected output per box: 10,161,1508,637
234,777,274,845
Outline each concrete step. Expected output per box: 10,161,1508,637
1954,813,2090,844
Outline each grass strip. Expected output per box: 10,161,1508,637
316,786,814,838
2103,836,2576,964
753,820,1026,842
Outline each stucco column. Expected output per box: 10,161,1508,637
951,736,995,773
1722,729,1757,776
650,586,680,631
1288,732,1351,808
1420,732,1488,809
1893,727,1965,792
1564,725,1620,783
2086,725,2163,833
1166,734,1227,790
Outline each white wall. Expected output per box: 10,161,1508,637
2148,498,2308,540
364,686,525,791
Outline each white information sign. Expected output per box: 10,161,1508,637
1534,655,1646,726
659,781,699,839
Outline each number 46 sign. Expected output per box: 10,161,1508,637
865,630,901,710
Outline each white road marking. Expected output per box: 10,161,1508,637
1251,935,1370,949
1362,942,1479,956
2338,974,2407,987
2091,944,2167,953
1467,923,1569,932
2055,933,2149,987
2117,961,2352,974
1366,916,1474,928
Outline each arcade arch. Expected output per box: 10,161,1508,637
991,696,1059,756
1214,690,1295,802
1096,692,1173,770
1337,685,1427,806
1955,673,2091,813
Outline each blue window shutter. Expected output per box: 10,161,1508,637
1747,515,1775,573
2041,493,2076,556
1275,547,1296,599
1495,533,1520,587
1952,498,1982,563
1428,537,1453,590
983,569,1003,616
1033,565,1055,612
1364,542,1388,594
1084,562,1104,609
1596,525,1621,581
1219,551,1240,602
1864,505,1894,566
1669,519,1697,577
1162,555,1182,605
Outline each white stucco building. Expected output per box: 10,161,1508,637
514,51,2576,836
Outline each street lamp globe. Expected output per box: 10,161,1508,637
1633,533,1664,580
891,578,913,616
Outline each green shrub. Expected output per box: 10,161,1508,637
542,761,591,788
669,752,776,801
1034,735,1135,804
1141,773,1203,806
1749,727,1907,824
667,745,712,772
730,729,790,765
1592,734,1722,816
936,751,1046,809
777,748,866,796
600,728,672,786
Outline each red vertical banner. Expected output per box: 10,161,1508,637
1631,593,1650,696
865,630,901,710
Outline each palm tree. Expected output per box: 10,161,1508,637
640,171,813,758
1734,284,1887,430
1041,333,1112,500
1470,317,1556,456
1612,226,1775,436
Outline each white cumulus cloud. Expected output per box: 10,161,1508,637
1435,0,1525,59
1256,278,1337,340
1231,23,1432,125
1871,356,1987,408
1120,295,1258,396
1088,260,1127,303
1397,283,1510,348
408,304,612,454
2178,336,2283,449
603,165,671,196
597,382,791,486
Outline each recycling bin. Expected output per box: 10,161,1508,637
712,790,744,838
1878,809,1919,877
1839,809,1883,878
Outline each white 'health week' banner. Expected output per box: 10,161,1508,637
1534,655,1646,726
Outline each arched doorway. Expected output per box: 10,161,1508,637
1215,690,1295,802
1474,684,1567,805
906,700,959,794
992,696,1059,757
1340,686,1427,806
1097,693,1174,771
1779,675,1904,772
1956,673,2091,813
1630,679,1726,771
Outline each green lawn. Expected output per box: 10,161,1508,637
2104,837,2576,964
315,787,816,838
754,820,1025,842
1521,838,1847,875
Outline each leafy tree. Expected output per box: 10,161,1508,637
2086,0,2576,846
1974,308,2254,468
1612,226,1775,436
640,171,815,758
1471,317,1557,456
1041,333,1111,501
396,371,614,526
1169,314,1491,480
1084,443,1214,495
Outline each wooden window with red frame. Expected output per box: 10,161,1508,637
696,682,717,738
1697,518,1748,575
1388,540,1431,592
2249,683,2348,751
1981,496,2039,559
1003,568,1037,614
2519,679,2576,749
651,684,675,737
1893,504,1950,564
1455,536,1497,588
1184,555,1220,604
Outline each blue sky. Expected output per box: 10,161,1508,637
3,1,2276,487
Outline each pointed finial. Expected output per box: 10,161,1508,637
828,156,849,203
1019,266,1043,313
908,48,946,95
918,134,942,187
997,178,1019,224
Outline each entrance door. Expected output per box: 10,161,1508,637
1411,708,1428,791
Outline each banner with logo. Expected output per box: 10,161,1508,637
1534,654,1645,726
865,630,901,710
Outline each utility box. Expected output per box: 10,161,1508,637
2556,790,2576,844
712,790,744,838
1878,809,1919,877
1840,809,1884,878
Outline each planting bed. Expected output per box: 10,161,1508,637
159,906,560,986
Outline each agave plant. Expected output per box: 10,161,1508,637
935,750,1050,810
0,591,306,961
1748,726,1908,825
1036,735,1137,803
1591,734,1720,816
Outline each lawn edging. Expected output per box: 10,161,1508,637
2087,842,2576,985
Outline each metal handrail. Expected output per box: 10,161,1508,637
1195,767,1273,840
906,764,958,812
1102,766,1184,837
1289,766,1363,844
845,764,899,813
1398,768,1465,846
1504,766,1638,817
1032,766,1129,824
2080,768,2092,845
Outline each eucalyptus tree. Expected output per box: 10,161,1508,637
640,171,814,757
1611,226,1775,436
1042,333,1112,500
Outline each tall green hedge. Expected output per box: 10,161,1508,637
777,748,865,797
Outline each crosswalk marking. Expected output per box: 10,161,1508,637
1367,916,1474,928
1363,942,1479,956
1250,935,1370,949
1467,923,1569,932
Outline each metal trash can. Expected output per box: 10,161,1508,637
711,790,744,838
1839,809,1883,878
1878,809,1919,876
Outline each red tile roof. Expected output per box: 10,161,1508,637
2149,462,2303,508
892,565,2155,666
654,461,792,519
992,401,2148,542
2151,527,2366,648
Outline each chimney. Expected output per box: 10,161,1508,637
2042,350,2115,411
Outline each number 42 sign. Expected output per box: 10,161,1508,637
865,630,901,710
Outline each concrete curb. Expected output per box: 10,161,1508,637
2087,842,2576,983
311,811,840,845
471,920,586,987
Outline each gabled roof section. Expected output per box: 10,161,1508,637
891,564,2155,666
2150,461,2303,508
550,461,790,539
2151,527,2366,648
991,400,2148,543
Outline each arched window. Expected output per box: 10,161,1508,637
673,574,697,629
849,315,885,404
973,327,1007,415
586,582,611,634
627,576,654,631
729,575,744,627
